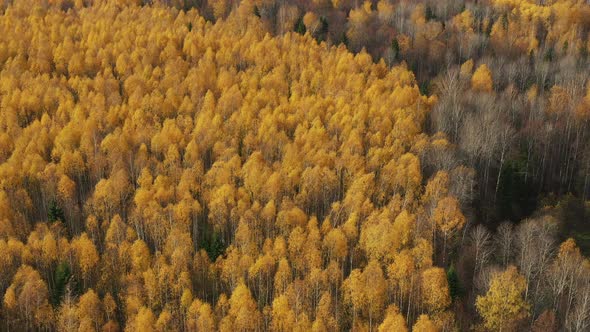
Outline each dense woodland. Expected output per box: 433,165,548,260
0,0,589,331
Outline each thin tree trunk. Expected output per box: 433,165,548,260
495,148,505,201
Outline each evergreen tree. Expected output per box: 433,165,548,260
294,16,306,35
52,262,71,306
447,264,462,300
391,38,400,61
48,200,65,223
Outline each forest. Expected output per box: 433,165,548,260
0,0,589,331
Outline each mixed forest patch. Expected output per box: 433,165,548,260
0,0,588,331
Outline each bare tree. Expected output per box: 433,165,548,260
493,116,516,200
470,224,493,277
449,165,476,206
495,221,514,267
566,282,590,332
549,240,589,326
431,69,466,143
515,217,556,306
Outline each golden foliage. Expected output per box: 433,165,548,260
471,64,493,92
476,266,530,331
